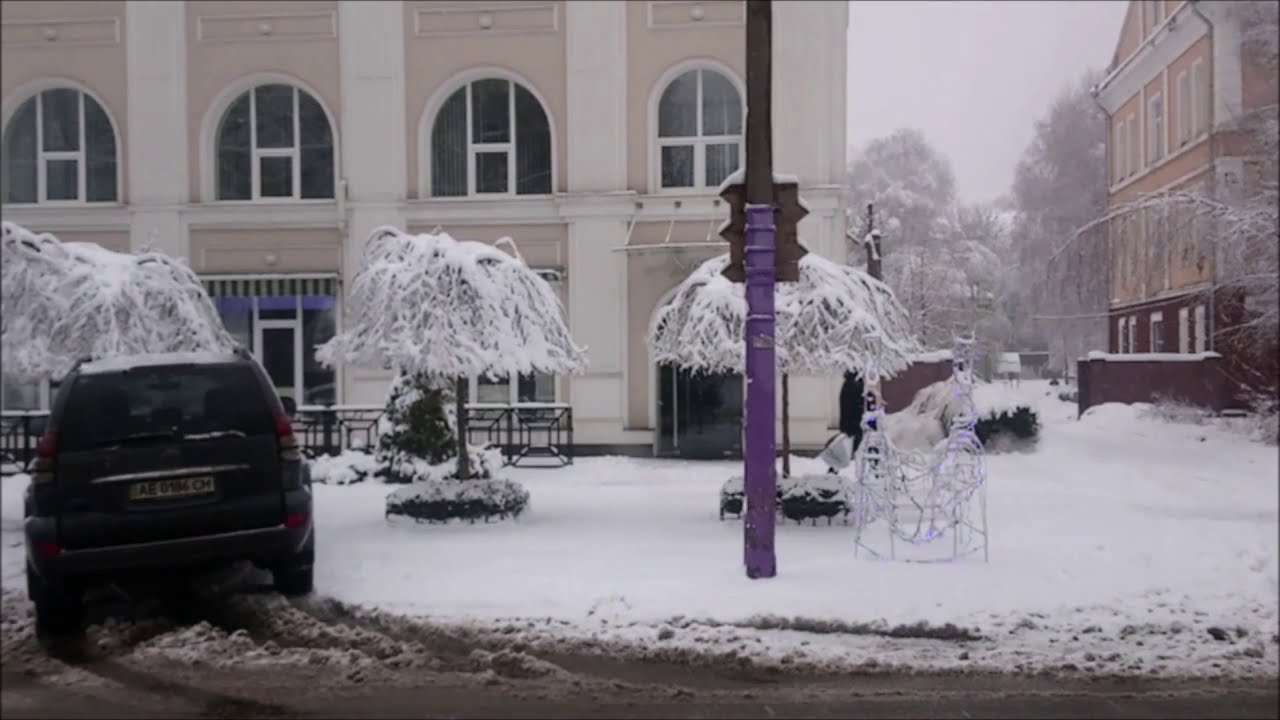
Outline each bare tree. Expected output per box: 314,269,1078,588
1007,70,1109,378
847,131,1015,365
846,129,967,349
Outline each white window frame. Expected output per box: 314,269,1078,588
3,89,117,206
1176,70,1191,146
254,314,304,404
654,68,745,194
1178,307,1190,353
1114,122,1127,182
1126,114,1138,175
242,86,303,201
1117,317,1128,353
1191,59,1207,137
1149,311,1164,353
469,372,559,406
1127,316,1138,354
1193,304,1207,352
1147,92,1165,164
464,80,518,197
0,378,52,412
38,91,86,204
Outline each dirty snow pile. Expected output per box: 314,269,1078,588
0,221,233,380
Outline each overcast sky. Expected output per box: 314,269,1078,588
847,0,1129,205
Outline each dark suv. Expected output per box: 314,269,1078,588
24,349,315,636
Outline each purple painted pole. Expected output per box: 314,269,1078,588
743,203,777,579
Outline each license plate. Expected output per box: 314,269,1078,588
129,475,216,501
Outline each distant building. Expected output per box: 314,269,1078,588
1093,1,1276,358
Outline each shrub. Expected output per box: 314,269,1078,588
376,371,457,483
720,474,855,525
386,477,530,524
974,405,1039,450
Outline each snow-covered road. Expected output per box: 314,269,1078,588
3,383,1276,678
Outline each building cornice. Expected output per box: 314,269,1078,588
1,205,132,232
3,186,844,237
183,201,342,230
1096,2,1208,115
404,196,564,226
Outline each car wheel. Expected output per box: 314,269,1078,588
272,565,314,597
28,564,83,640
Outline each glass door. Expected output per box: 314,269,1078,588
657,364,743,459
256,322,300,402
217,293,336,406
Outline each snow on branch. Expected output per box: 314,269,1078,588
1,222,234,381
649,252,919,378
317,227,587,379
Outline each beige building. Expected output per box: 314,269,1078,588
1095,0,1276,356
1,0,849,457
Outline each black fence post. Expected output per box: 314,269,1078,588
321,407,337,456
1077,361,1091,419
504,409,515,467
566,407,574,466
22,415,34,468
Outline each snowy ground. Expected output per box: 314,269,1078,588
2,381,1276,679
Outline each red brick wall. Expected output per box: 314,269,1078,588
882,359,952,412
1105,287,1271,404
1077,354,1237,414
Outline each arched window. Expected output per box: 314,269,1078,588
430,78,552,197
3,88,118,204
215,84,334,200
656,68,743,189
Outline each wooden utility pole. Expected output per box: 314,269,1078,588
865,203,883,281
744,0,773,208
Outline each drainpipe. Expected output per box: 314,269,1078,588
1090,84,1116,355
1189,0,1218,351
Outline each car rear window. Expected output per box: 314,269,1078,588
59,363,276,452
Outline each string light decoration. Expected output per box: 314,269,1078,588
852,333,989,563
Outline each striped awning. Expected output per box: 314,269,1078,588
201,275,339,298
534,268,563,284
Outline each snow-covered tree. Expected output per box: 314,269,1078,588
941,203,1018,376
317,226,587,480
846,129,979,350
649,251,918,473
846,130,1015,363
1007,71,1109,376
1,222,233,381
846,128,957,252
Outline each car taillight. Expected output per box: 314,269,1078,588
284,513,308,529
32,430,56,484
275,410,301,462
